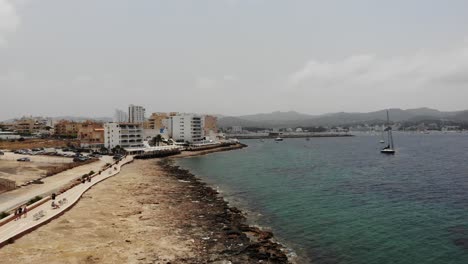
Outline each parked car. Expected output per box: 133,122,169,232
113,155,124,160
17,157,31,162
73,157,89,162
0,151,4,155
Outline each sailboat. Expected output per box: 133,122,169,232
379,130,385,144
381,110,396,154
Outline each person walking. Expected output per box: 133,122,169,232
14,209,18,221
17,207,23,220
23,206,28,218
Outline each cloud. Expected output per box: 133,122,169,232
222,74,237,81
196,74,237,90
0,0,20,45
196,77,217,90
288,43,468,92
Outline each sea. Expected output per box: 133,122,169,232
176,133,468,264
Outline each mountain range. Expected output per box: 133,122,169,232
218,108,468,128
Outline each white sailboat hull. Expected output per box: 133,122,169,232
380,148,395,154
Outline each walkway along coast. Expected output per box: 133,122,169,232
0,155,134,247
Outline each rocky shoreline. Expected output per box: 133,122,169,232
160,158,292,263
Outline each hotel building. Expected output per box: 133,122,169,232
104,123,144,149
170,114,204,143
114,109,128,123
128,104,146,124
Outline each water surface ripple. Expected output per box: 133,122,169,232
176,133,468,264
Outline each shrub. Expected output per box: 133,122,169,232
26,196,43,205
0,211,9,219
88,170,95,176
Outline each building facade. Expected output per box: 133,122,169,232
114,109,128,123
12,117,52,135
0,131,21,140
54,120,82,137
203,115,218,135
78,121,105,148
128,104,146,124
145,112,169,130
104,123,144,149
170,114,204,143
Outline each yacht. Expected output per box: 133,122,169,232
381,110,396,155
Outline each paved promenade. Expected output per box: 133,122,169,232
0,156,133,247
0,156,113,213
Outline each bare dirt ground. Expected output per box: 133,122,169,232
0,138,79,151
0,152,74,186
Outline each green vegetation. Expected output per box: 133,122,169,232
150,134,164,146
0,211,10,219
26,196,43,205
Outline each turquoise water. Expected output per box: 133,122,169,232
176,134,468,264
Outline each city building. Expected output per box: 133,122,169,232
11,117,52,135
170,114,204,143
114,109,128,123
128,104,146,124
104,123,144,149
231,126,242,133
145,112,169,130
203,115,218,136
0,131,21,140
54,120,82,137
78,121,105,148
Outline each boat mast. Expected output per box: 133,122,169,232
386,110,394,149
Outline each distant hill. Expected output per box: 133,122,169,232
238,111,315,122
219,108,468,128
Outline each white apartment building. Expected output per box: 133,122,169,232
128,104,145,124
114,109,128,123
104,123,144,149
170,114,204,143
0,131,21,140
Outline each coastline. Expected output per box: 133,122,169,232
159,158,292,263
0,144,293,263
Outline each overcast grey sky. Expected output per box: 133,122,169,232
1,0,468,120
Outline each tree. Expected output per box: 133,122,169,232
151,134,164,146
100,146,108,153
111,145,123,154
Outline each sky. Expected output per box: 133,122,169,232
1,0,468,120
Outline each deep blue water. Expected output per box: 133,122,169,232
176,133,468,264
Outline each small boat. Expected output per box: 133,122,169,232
260,139,265,142
306,137,310,141
275,137,283,142
379,130,385,144
381,110,395,155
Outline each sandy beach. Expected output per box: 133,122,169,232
0,146,291,263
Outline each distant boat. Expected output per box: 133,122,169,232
306,137,310,141
275,137,283,142
379,131,385,144
260,139,265,142
381,110,395,155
